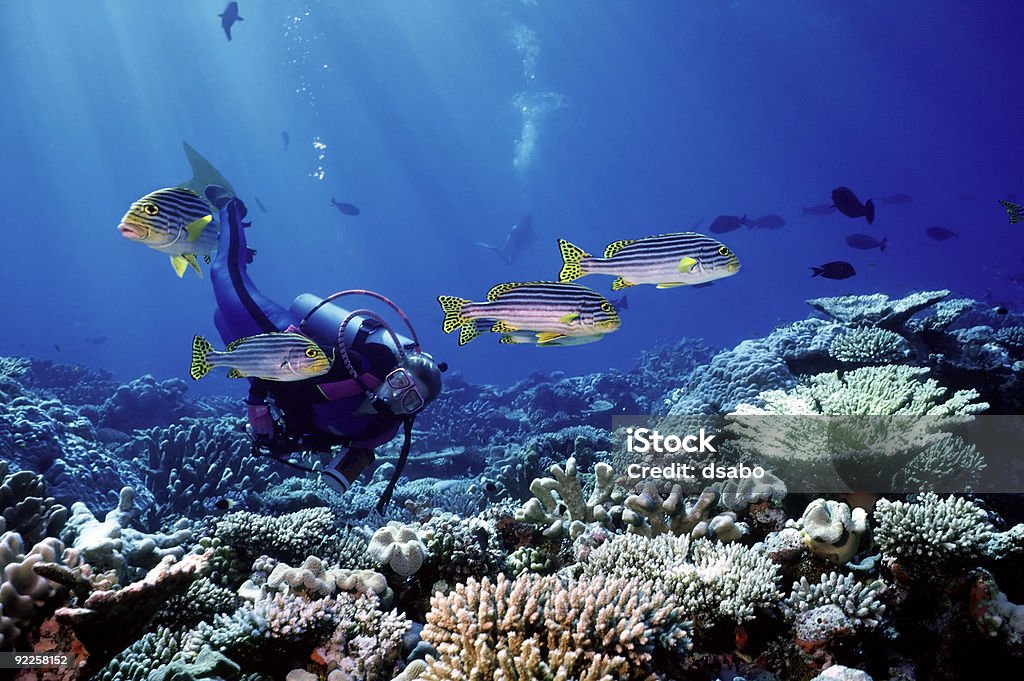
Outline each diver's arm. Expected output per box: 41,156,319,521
207,188,297,342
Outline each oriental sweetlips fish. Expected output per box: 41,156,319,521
118,187,218,278
1000,199,1023,225
190,333,332,381
557,232,740,291
438,282,620,346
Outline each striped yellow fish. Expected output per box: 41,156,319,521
1000,199,1023,225
119,187,218,278
438,281,620,346
189,333,332,381
558,232,741,290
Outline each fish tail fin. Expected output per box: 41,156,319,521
558,239,590,282
458,320,483,346
1000,200,1023,224
438,296,471,335
865,199,875,224
810,267,823,277
880,237,888,252
181,142,236,196
190,335,215,380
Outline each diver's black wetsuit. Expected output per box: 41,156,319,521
208,191,401,451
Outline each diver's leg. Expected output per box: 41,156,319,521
208,191,297,342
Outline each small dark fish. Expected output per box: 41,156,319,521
881,193,913,205
925,226,958,241
475,214,535,264
831,187,875,224
810,261,856,280
54,344,62,352
253,194,267,213
957,193,977,202
330,198,360,216
281,130,290,151
709,214,748,234
85,336,108,345
219,2,244,41
994,306,1009,315
845,234,887,251
748,214,785,229
802,203,836,215
999,199,1023,225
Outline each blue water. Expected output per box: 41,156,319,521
2,1,1022,392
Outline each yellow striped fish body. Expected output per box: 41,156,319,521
438,282,620,346
558,232,740,290
189,333,331,381
118,187,219,278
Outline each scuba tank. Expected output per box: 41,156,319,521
288,293,418,358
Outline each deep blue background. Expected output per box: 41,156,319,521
2,1,1022,394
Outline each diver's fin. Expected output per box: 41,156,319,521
182,253,203,277
558,239,591,283
491,320,516,333
190,335,214,380
559,312,580,324
180,142,236,197
458,320,483,346
603,239,636,259
657,282,687,289
611,277,634,291
536,332,566,344
226,368,244,378
438,296,470,334
677,256,698,273
185,215,213,242
170,255,188,278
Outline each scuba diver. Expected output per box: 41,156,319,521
205,186,444,511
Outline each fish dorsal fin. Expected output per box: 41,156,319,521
224,338,244,352
185,214,213,242
179,141,236,197
604,239,636,258
170,255,188,278
486,281,541,301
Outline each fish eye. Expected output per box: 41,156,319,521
601,302,615,314
305,347,319,358
142,203,159,216
717,246,731,256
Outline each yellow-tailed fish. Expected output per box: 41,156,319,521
438,281,620,346
558,232,741,290
119,187,218,277
190,333,332,381
118,142,237,278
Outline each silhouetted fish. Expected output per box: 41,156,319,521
831,187,875,224
85,336,108,345
845,234,887,251
330,198,360,216
802,203,836,215
475,214,535,265
54,344,61,352
281,130,290,151
881,193,913,205
219,2,244,41
749,214,785,229
810,261,856,280
708,214,748,234
925,226,958,241
254,195,267,213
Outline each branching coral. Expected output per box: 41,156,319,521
419,573,693,680
787,572,886,630
515,456,620,540
213,508,336,565
828,327,913,365
806,289,950,329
